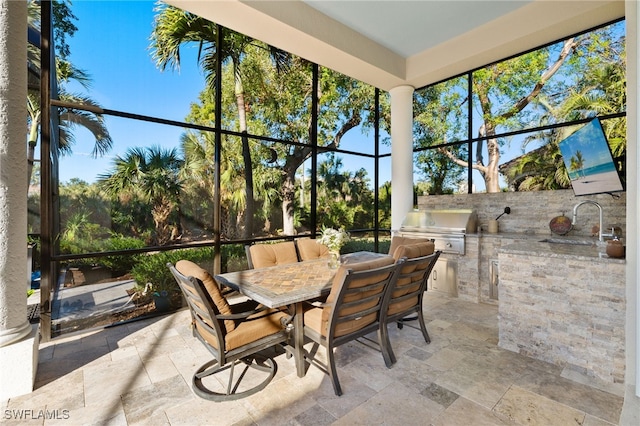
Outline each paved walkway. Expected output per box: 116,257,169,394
34,275,143,336
51,279,138,321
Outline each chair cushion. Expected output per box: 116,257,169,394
225,309,287,350
387,295,420,316
306,256,395,337
296,238,330,261
176,260,236,333
305,306,377,337
389,236,434,258
249,241,299,268
392,239,435,260
388,242,435,314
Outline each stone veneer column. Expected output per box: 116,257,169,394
0,0,38,400
389,85,414,233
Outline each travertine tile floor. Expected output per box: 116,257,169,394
3,292,624,425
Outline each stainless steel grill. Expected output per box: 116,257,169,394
398,209,477,255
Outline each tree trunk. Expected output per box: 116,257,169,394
281,169,297,235
235,73,254,238
152,200,173,245
27,113,39,186
484,137,501,193
442,39,576,192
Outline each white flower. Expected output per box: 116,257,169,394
317,227,350,252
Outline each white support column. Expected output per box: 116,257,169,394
0,0,39,400
389,85,415,234
620,2,640,424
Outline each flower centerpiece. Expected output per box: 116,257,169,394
317,227,350,268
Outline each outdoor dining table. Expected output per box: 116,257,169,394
215,251,392,377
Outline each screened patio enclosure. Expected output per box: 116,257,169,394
2,2,636,419
34,2,626,341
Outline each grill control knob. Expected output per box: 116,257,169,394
446,243,452,248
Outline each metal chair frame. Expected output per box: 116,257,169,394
380,251,441,366
168,263,289,401
302,261,400,396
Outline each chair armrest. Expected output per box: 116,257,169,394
216,304,271,321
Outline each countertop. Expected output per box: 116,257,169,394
466,232,626,262
499,237,626,263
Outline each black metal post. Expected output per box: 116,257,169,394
310,64,319,234
39,0,52,342
213,25,223,274
374,88,380,252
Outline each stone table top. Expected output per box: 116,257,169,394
215,251,392,308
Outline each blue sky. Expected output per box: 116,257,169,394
56,0,391,187
58,1,204,183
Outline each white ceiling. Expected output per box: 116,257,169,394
170,0,624,91
302,0,531,58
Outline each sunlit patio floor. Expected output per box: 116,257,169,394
2,292,624,425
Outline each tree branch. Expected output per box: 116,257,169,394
504,38,576,120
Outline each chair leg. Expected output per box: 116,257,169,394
417,310,431,344
192,354,278,402
379,325,396,367
326,347,343,396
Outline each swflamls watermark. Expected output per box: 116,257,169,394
4,409,70,420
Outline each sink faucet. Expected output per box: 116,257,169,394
571,200,614,242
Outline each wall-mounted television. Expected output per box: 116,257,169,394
558,118,624,196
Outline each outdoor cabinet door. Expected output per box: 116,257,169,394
428,257,457,297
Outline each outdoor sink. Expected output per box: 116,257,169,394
538,238,595,246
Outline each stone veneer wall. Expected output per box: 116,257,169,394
498,250,626,386
416,189,627,239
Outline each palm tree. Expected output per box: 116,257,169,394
98,146,183,246
27,0,112,185
570,151,586,179
317,155,347,201
179,130,247,239
150,3,290,238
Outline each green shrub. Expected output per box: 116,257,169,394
59,211,109,256
130,247,215,293
221,244,248,272
342,236,391,254
100,235,146,272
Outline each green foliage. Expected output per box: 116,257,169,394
377,181,392,230
220,244,249,273
310,155,376,230
59,211,110,257
414,21,625,193
130,247,215,293
413,77,468,193
100,236,146,272
59,179,111,234
109,198,155,242
342,236,391,254
98,146,183,245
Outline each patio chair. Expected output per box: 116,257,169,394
387,238,435,328
245,241,299,269
388,235,434,258
168,260,290,401
380,244,441,366
296,238,330,261
302,256,399,396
